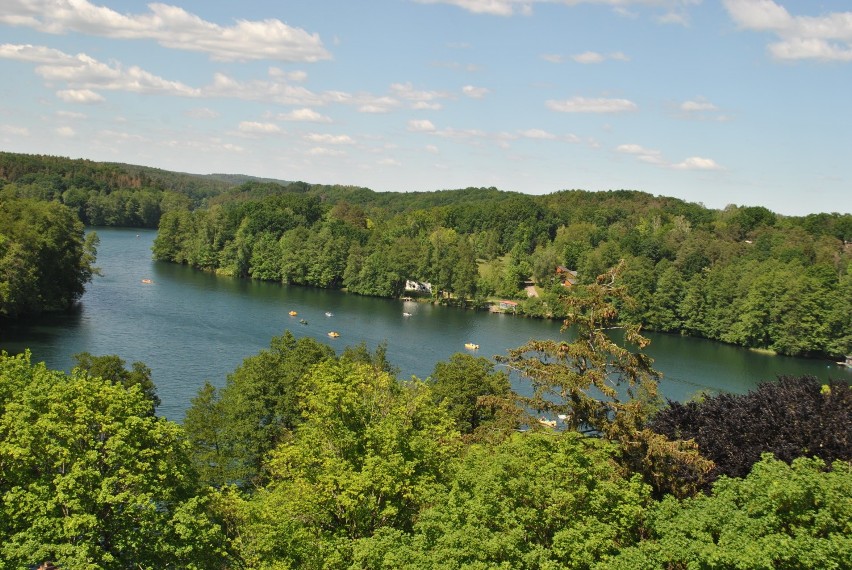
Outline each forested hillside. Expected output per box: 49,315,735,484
153,180,852,358
2,151,849,356
0,152,236,228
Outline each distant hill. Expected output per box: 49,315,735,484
202,173,294,186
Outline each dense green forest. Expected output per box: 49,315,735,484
0,151,235,228
152,180,851,358
2,273,849,568
2,151,849,356
0,191,98,318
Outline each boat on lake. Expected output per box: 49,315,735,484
141,279,153,284
464,342,479,350
325,311,333,317
289,310,298,316
403,312,412,317
328,331,340,338
299,319,308,325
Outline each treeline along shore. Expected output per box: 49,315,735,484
0,151,850,568
3,151,848,359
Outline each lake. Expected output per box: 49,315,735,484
3,227,848,421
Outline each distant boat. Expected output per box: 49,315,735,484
289,311,298,316
402,312,412,317
325,312,334,317
538,417,557,428
141,279,153,284
299,319,308,325
464,342,479,350
327,331,340,338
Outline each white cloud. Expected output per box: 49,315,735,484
724,0,852,62
354,95,401,114
425,144,440,154
56,88,104,103
56,110,86,119
680,100,717,112
279,108,332,122
544,51,629,64
572,51,605,64
377,158,401,166
56,126,75,137
0,44,200,96
0,45,374,108
304,133,354,144
462,85,490,98
617,143,665,165
238,121,281,134
618,143,722,170
415,0,700,18
307,146,345,156
0,125,29,136
412,101,443,110
519,128,556,140
391,82,450,104
185,107,219,119
672,156,723,170
408,119,437,132
269,68,308,82
547,96,637,113
0,1,331,62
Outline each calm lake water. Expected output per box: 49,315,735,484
3,228,848,421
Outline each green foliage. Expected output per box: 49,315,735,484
5,150,850,355
500,262,660,437
605,455,852,569
73,352,160,412
0,151,234,228
501,263,714,497
0,352,229,569
182,331,335,487
232,359,461,568
429,352,515,440
0,195,98,318
354,432,653,570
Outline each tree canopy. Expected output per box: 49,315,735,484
0,351,229,569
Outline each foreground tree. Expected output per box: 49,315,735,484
429,352,515,441
183,331,335,487
606,455,852,569
500,262,714,496
73,351,160,412
0,352,229,569
650,375,852,482
231,359,461,568
353,432,653,570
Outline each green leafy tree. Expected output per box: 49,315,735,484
354,432,653,570
429,352,514,440
0,197,98,318
183,331,334,487
605,455,852,569
73,352,160,412
0,352,229,569
500,262,713,497
234,359,461,568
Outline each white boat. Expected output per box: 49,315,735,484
402,312,412,317
325,312,333,317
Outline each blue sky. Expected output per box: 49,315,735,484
1,0,850,216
